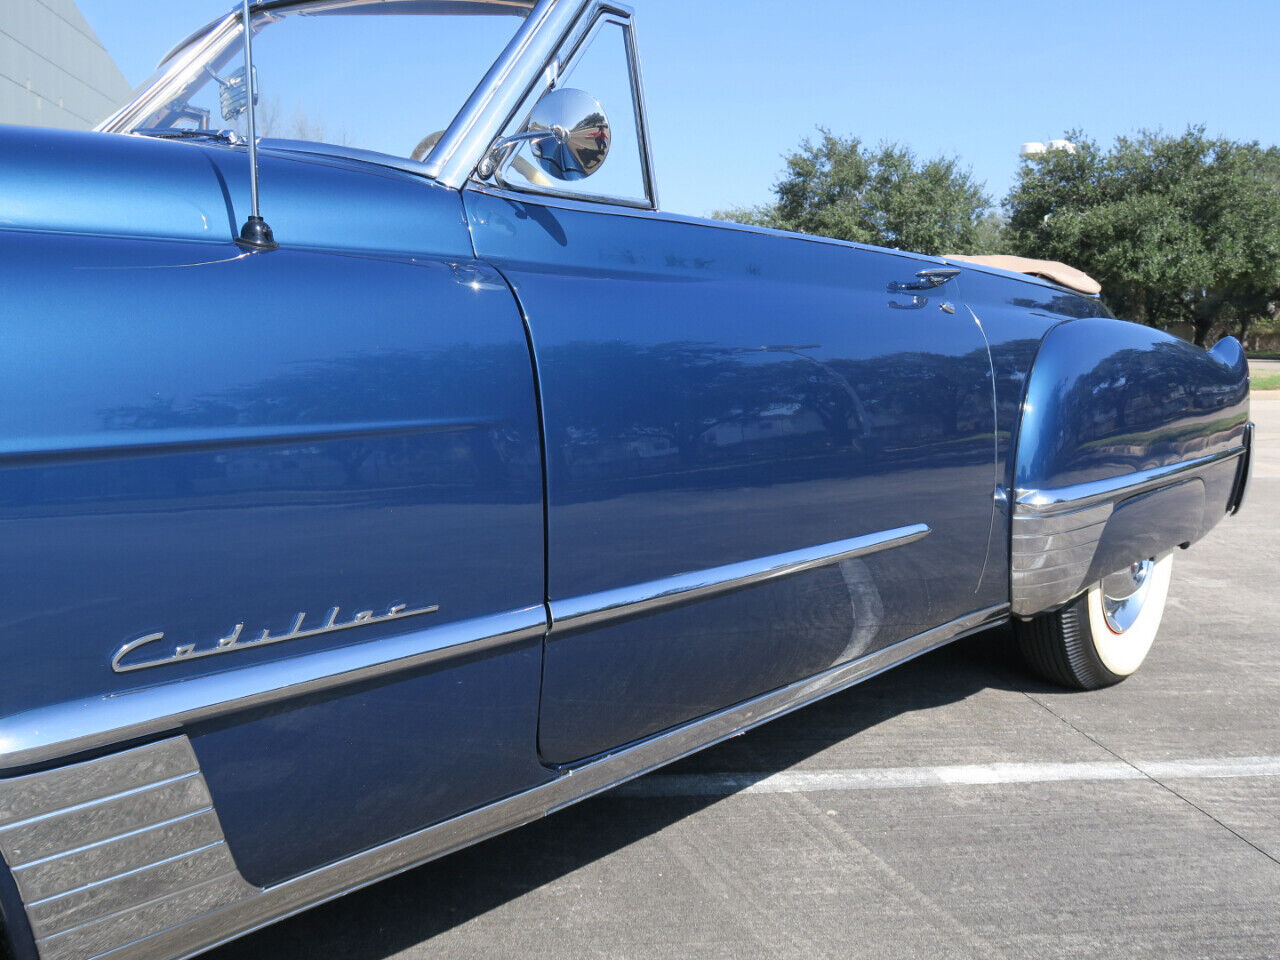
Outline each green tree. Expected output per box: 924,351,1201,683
716,130,994,256
1005,127,1280,345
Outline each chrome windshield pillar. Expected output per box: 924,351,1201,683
423,0,590,188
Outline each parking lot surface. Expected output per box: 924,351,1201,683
211,397,1280,960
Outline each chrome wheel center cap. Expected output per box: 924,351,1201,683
1100,559,1155,634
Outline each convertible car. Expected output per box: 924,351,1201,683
0,2,1253,959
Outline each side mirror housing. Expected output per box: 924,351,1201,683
480,88,611,183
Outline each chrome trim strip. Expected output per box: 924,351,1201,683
0,605,1005,960
477,3,659,210
1009,445,1247,617
0,607,547,771
425,0,590,188
1015,446,1247,515
1229,422,1254,515
551,525,931,632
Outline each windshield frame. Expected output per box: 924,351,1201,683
97,0,543,176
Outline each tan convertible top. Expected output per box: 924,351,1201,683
944,254,1102,296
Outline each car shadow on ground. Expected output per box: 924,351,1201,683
207,626,1058,960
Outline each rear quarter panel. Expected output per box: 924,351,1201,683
1016,318,1249,493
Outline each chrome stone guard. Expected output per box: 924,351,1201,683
1011,444,1249,618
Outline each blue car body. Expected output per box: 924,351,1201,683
0,2,1252,958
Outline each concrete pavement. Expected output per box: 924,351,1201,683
1250,357,1280,381
209,400,1280,960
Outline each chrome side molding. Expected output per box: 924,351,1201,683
0,606,547,772
0,525,929,772
1015,446,1246,515
0,604,1006,960
552,525,931,632
1011,502,1114,618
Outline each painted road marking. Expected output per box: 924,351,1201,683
613,757,1280,798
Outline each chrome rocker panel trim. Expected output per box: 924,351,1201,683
1011,445,1246,617
0,604,1007,960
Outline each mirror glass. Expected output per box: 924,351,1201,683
526,88,611,181
498,19,649,203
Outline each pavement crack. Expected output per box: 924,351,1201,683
787,792,1011,960
1021,691,1280,869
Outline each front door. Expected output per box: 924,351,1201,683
465,9,997,764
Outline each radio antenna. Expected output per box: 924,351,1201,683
236,0,277,250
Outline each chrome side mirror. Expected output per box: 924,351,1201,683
215,66,258,124
480,88,611,183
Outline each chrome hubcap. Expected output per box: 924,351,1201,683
1100,559,1155,634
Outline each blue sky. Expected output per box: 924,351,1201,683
81,0,1280,218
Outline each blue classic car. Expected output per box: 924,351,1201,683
0,2,1254,959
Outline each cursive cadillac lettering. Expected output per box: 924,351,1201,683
111,602,440,674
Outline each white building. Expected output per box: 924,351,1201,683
1,0,131,130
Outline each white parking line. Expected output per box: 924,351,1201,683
613,756,1280,798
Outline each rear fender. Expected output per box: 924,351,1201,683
1010,319,1249,617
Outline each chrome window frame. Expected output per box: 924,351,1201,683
430,0,660,209
422,0,587,184
474,4,659,209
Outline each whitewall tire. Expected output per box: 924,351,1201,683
1015,553,1175,690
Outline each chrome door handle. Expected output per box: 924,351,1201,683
889,268,961,293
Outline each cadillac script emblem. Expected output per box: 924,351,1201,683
111,602,440,673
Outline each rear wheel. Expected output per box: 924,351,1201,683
1015,553,1174,690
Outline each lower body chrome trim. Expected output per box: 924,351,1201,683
1228,423,1254,515
0,739,255,960
0,604,1006,960
551,525,931,631
1015,445,1246,514
0,607,548,771
1011,445,1246,617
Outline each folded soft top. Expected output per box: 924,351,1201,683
945,254,1102,296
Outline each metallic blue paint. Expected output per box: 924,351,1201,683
191,637,549,887
0,126,470,256
0,49,1254,955
0,152,551,887
1015,317,1250,493
464,189,1006,763
954,266,1115,598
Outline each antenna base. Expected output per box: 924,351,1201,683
237,215,277,251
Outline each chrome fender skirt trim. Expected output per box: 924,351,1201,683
1014,446,1245,514
551,525,932,632
0,607,548,772
1011,446,1245,617
0,604,1006,960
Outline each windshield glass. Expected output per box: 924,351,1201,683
102,1,531,166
